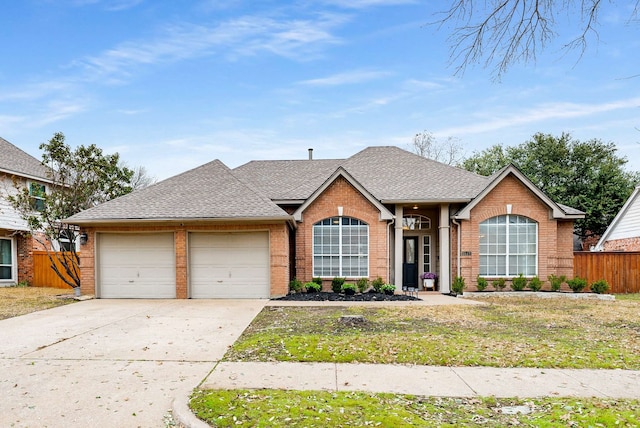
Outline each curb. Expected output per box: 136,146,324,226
172,396,210,428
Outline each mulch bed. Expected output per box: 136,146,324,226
273,291,421,301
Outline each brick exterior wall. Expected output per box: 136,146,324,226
79,222,290,298
16,232,34,285
602,237,640,251
295,176,389,290
454,174,575,291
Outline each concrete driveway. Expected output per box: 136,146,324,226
0,299,266,428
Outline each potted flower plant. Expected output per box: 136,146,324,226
420,272,438,290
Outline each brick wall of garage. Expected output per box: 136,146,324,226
455,174,575,291
295,176,389,288
79,222,290,298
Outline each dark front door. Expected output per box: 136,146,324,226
403,237,418,288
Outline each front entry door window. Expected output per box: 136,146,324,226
403,237,418,288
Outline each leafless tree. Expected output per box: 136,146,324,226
436,0,639,78
411,130,465,165
129,165,157,190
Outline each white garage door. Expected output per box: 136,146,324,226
98,233,176,298
189,232,270,298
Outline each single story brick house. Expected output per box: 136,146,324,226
66,146,583,298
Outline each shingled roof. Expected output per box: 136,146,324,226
0,137,50,181
67,160,290,223
234,146,489,202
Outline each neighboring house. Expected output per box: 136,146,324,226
0,137,52,286
66,146,584,298
593,185,640,251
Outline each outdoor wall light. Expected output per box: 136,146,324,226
80,233,88,245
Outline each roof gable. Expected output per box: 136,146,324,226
453,164,585,220
0,137,50,182
594,185,640,250
292,167,394,222
67,160,290,224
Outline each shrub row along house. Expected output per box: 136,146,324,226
0,137,53,286
66,146,584,298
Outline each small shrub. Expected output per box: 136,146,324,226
476,276,488,291
548,274,566,292
16,280,30,288
452,276,466,295
381,283,396,295
511,274,527,291
305,282,321,293
289,278,303,293
312,277,323,285
492,278,506,291
356,277,369,293
331,277,346,293
590,279,610,294
371,276,385,293
528,276,543,292
341,282,357,295
567,277,587,293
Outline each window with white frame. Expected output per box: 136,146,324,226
402,215,431,230
479,215,537,277
423,235,431,274
313,217,369,277
0,238,14,280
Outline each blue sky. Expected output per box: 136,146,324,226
1,0,639,180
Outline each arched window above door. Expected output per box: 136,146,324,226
402,214,431,230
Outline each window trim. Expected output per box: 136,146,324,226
0,237,16,283
479,215,538,278
312,216,369,278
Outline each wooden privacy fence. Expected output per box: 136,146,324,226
573,251,640,294
32,251,78,289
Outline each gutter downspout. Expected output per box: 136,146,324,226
387,217,395,284
452,218,461,278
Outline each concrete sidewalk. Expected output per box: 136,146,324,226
201,362,640,399
175,361,640,427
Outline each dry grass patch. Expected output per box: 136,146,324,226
227,297,640,369
0,286,76,320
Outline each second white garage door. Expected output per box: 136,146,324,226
98,233,176,298
189,232,270,298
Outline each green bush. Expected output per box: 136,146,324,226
590,279,610,294
305,282,321,293
331,277,346,293
381,284,396,294
528,276,543,292
289,278,303,293
312,277,323,285
476,276,488,291
341,282,357,294
511,274,527,291
452,276,466,295
492,278,506,291
356,277,369,293
371,276,385,293
567,277,587,293
548,274,566,292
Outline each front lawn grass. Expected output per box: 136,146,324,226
0,286,75,320
225,297,640,369
190,389,640,427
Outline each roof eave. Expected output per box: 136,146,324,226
65,215,293,226
0,168,54,184
381,198,473,205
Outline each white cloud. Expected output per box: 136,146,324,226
437,97,640,136
77,14,345,82
298,69,392,86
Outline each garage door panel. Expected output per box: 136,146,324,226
98,233,176,299
189,232,269,299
